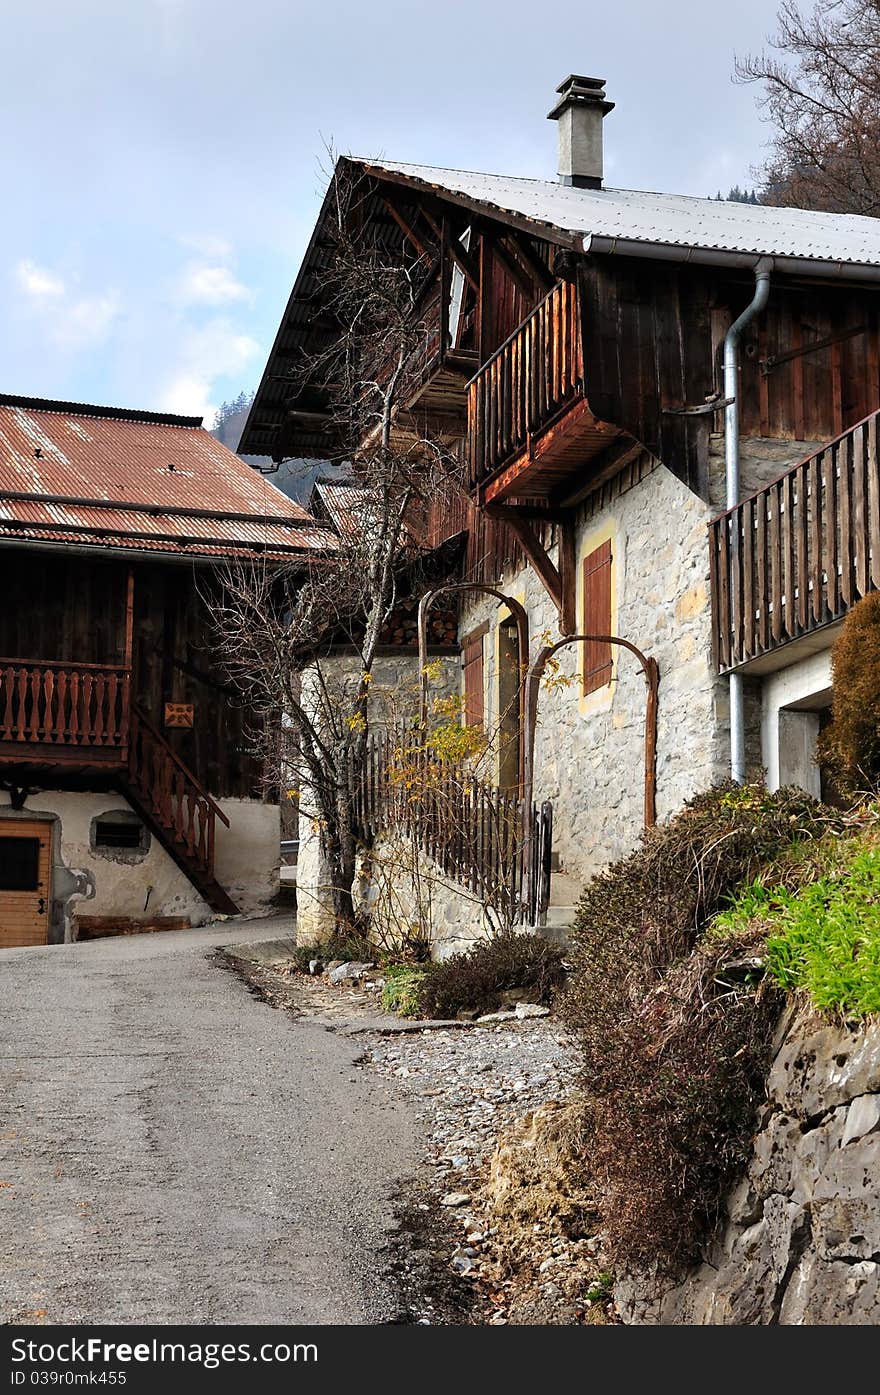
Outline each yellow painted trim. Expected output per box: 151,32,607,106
576,518,619,718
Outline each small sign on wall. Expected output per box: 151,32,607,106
164,703,194,729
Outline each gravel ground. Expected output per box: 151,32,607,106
365,1019,575,1187
362,1015,611,1325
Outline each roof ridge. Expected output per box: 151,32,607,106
0,393,203,430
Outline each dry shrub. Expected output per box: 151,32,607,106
562,782,834,1273
485,1097,596,1239
817,592,880,795
417,932,565,1019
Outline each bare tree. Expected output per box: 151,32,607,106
737,1,880,214
213,164,461,932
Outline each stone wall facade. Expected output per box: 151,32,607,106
296,436,831,947
616,1008,880,1324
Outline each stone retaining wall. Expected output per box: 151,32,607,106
616,1007,880,1324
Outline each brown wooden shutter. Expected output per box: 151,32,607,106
462,625,486,728
582,539,613,695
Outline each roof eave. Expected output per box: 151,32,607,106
585,233,880,283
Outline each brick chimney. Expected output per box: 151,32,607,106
547,75,614,189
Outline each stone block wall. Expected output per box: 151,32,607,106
617,1008,880,1324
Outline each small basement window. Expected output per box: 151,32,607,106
90,811,150,860
95,820,143,849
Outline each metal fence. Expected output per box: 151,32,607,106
352,726,553,926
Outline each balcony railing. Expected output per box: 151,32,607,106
710,410,880,671
467,279,583,490
0,660,131,758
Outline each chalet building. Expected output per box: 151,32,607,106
241,76,880,944
0,394,330,948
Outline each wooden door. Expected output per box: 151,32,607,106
0,821,51,948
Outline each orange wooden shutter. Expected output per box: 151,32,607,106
582,540,613,695
462,629,485,728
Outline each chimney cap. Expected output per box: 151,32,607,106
548,74,614,123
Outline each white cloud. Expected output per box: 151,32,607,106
12,258,120,351
177,261,249,306
52,292,121,352
178,234,233,261
158,318,259,423
15,259,65,298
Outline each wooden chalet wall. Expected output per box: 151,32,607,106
0,552,264,801
579,256,880,501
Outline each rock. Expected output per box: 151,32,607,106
308,959,323,976
327,960,375,983
477,1010,518,1023
441,1192,472,1207
842,1092,880,1147
515,1002,551,1019
780,1256,880,1325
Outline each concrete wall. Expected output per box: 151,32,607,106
761,648,834,796
0,788,279,940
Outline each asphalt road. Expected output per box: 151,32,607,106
0,921,419,1324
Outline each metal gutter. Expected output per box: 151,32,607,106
586,233,880,283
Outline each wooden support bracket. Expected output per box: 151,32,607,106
487,506,565,624
421,207,479,293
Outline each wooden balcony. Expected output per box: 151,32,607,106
0,660,131,767
0,657,236,913
466,280,622,504
710,410,880,672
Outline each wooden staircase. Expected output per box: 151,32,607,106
123,703,239,916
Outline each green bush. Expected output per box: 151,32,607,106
817,592,880,795
415,932,566,1020
718,845,880,1018
381,963,436,1017
562,782,836,1273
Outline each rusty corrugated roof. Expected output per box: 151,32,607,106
311,478,369,544
0,396,335,559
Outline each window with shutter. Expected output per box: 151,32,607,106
461,625,486,728
582,539,613,695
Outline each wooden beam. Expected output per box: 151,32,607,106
557,515,577,634
421,207,479,293
507,229,555,292
124,568,135,671
487,506,563,617
553,437,642,509
356,163,583,252
485,234,535,300
380,196,433,266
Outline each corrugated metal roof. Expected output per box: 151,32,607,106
311,479,370,544
0,399,334,558
360,161,880,269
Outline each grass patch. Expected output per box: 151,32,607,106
713,839,880,1018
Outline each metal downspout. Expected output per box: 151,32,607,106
724,258,773,783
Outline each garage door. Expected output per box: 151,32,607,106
0,821,51,948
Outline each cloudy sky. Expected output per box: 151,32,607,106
1,0,780,427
